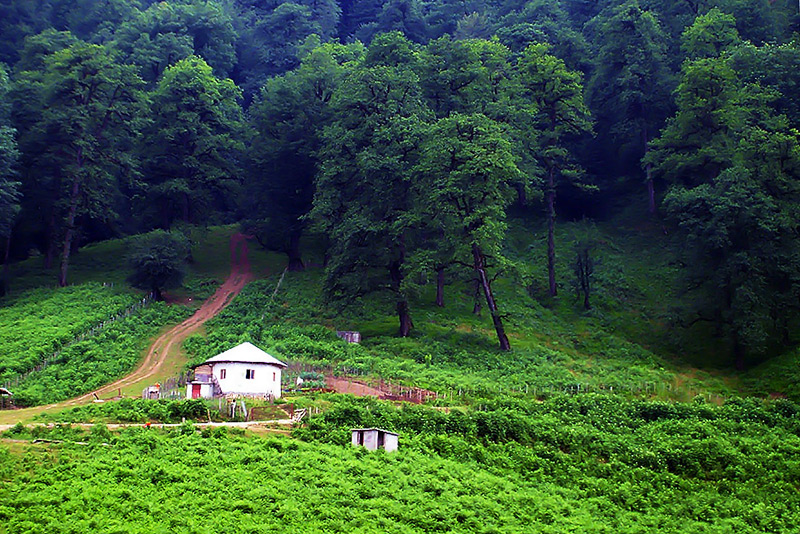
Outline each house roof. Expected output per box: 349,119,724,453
203,342,287,368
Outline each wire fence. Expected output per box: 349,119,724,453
283,361,728,405
1,291,155,392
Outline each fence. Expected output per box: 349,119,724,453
1,291,155,392
283,361,728,405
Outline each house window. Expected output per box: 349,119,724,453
219,369,226,379
273,372,276,381
245,369,255,379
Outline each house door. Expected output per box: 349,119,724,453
192,384,202,399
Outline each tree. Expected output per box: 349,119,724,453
14,41,144,286
570,220,599,310
494,0,591,72
139,56,244,228
246,42,363,270
586,0,673,214
112,0,237,84
416,113,520,350
648,21,800,367
0,64,20,289
127,229,190,300
311,34,430,336
515,43,592,297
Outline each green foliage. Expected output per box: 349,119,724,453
0,63,20,241
138,55,244,228
1,396,799,532
10,302,190,406
37,398,211,425
127,230,191,299
0,283,138,381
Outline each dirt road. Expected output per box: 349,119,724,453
0,233,254,424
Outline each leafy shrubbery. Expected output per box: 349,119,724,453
184,273,730,402
10,303,190,406
1,409,799,533
0,284,139,381
35,398,209,424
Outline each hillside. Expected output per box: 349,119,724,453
1,220,799,532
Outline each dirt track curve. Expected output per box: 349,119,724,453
0,233,254,423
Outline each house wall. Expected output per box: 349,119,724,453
185,382,213,399
384,432,399,452
351,430,398,452
212,362,282,398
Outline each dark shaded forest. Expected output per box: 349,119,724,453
1,0,799,368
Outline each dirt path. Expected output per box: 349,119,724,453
0,234,254,424
326,376,385,398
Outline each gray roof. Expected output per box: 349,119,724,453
351,428,398,435
203,342,287,368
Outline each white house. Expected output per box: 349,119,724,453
351,428,399,452
186,342,287,400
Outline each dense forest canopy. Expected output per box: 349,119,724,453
1,0,799,367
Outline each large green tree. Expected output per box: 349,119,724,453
0,64,20,277
113,0,237,84
416,113,520,350
311,34,430,336
515,43,592,297
586,0,673,213
127,229,191,301
246,42,363,270
649,18,800,367
14,41,144,286
139,56,244,228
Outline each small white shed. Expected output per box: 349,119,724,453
186,342,287,400
351,428,399,452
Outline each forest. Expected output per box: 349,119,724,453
1,1,800,365
3,3,800,529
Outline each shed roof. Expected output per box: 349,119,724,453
351,428,398,436
203,342,287,368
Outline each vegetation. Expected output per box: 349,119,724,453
0,284,138,382
1,1,800,532
10,302,190,407
127,230,191,301
1,395,799,533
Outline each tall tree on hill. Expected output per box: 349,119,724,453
586,0,673,214
14,42,144,286
140,56,244,229
247,42,363,271
0,64,20,287
311,34,430,337
515,43,592,298
648,14,800,367
416,113,520,350
127,229,191,301
112,0,237,84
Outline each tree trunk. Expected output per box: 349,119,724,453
1,234,10,296
473,278,482,315
389,243,412,337
547,166,557,297
59,177,82,287
473,244,511,351
45,212,57,269
286,229,305,272
182,191,190,223
733,330,745,371
643,126,656,215
435,266,445,307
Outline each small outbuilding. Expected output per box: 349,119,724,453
186,342,287,400
351,428,399,452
